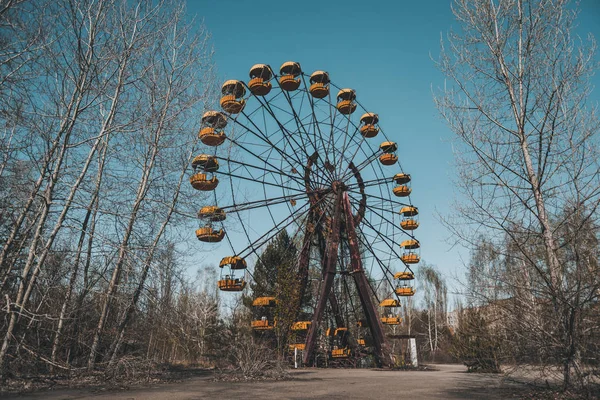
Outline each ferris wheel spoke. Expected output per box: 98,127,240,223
339,148,381,182
312,152,338,185
216,155,303,187
231,113,306,172
325,81,364,179
300,74,329,163
305,112,341,183
304,146,338,190
346,176,390,190
354,225,407,295
255,104,297,185
275,98,338,185
324,86,348,172
303,150,339,193
220,190,324,213
346,188,411,208
301,90,340,182
339,139,372,180
261,92,296,118
337,109,382,181
224,154,278,288
355,231,391,254
363,202,417,239
339,122,394,183
356,216,402,253
352,205,415,271
350,228,392,306
247,84,287,109
326,108,342,176
333,112,356,178
268,106,316,153
349,199,402,249
258,133,305,242
255,89,319,162
279,87,320,156
357,228,395,251
349,214,396,257
336,141,378,183
253,210,317,296
224,136,306,187
236,194,328,259
235,201,311,259
356,201,403,219
215,168,307,193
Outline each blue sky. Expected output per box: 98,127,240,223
186,0,600,296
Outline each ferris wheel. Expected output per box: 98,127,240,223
189,61,420,366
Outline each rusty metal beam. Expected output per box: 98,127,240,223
302,190,342,366
315,226,345,330
342,192,390,367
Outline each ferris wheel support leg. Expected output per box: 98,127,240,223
316,226,346,331
302,194,343,366
342,193,391,368
302,247,339,366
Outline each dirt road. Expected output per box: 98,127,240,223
4,364,526,399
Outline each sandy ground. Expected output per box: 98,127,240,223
3,364,528,399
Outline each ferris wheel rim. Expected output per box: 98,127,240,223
193,63,421,332
218,64,418,271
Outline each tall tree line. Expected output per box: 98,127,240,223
0,0,216,376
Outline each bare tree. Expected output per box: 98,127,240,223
436,0,600,389
83,1,213,370
418,264,447,359
0,0,115,370
0,0,215,377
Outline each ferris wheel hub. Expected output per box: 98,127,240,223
331,180,347,194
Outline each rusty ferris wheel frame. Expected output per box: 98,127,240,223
189,62,421,367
